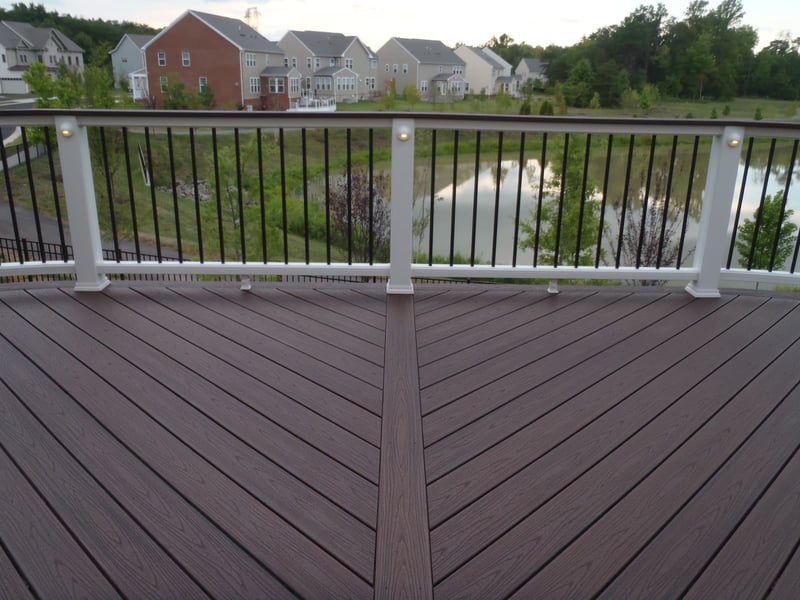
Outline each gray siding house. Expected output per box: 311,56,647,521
454,45,514,97
377,38,465,101
516,57,549,89
109,33,154,98
278,30,378,102
0,20,83,94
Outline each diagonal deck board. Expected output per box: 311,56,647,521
2,282,800,599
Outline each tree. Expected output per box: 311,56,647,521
563,58,594,107
519,137,604,266
328,169,391,263
683,32,716,98
735,192,798,270
402,84,421,109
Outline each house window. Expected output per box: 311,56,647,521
157,51,166,66
336,77,355,91
306,57,312,68
453,65,463,75
20,54,28,64
420,80,428,92
122,57,127,63
1,54,5,63
329,58,335,67
68,56,72,65
182,51,191,67
284,57,289,67
345,58,353,69
291,57,297,68
198,76,208,92
315,77,331,91
314,57,320,68
76,56,80,66
365,77,375,90
246,52,257,67
370,59,378,69
49,55,55,64
385,64,389,72
289,77,300,94
37,54,43,63
268,77,285,93
450,81,462,94
159,75,168,92
392,64,398,73
249,77,261,94
402,63,408,74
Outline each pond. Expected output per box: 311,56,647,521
411,139,800,268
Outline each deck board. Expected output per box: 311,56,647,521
2,282,800,599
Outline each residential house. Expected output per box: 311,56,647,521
516,57,549,91
109,33,154,100
143,10,285,110
278,30,378,103
481,46,516,96
377,38,465,101
260,65,302,110
454,45,515,97
0,20,83,94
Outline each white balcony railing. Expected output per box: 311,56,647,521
1,109,799,296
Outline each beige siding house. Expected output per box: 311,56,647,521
454,45,515,97
377,37,465,101
278,30,378,102
0,20,83,94
516,57,549,89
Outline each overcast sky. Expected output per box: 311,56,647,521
44,0,796,50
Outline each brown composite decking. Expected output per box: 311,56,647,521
1,281,800,599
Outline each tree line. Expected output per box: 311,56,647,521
486,0,800,107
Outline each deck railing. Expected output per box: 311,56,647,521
1,109,799,296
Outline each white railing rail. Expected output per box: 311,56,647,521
1,109,799,296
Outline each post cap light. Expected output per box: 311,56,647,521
59,122,74,138
396,126,411,142
726,134,742,148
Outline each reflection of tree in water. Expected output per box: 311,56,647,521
610,161,694,284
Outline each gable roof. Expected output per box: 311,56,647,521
480,47,512,70
392,38,464,66
144,10,280,54
518,57,548,73
459,45,506,70
0,20,83,52
285,30,376,59
110,33,155,54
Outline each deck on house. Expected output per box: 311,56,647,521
2,281,800,599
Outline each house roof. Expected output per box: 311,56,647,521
481,46,512,70
392,38,464,66
431,72,458,81
518,57,548,73
476,47,508,70
144,10,280,54
0,20,83,52
109,33,155,55
313,66,356,77
260,66,297,77
288,30,368,58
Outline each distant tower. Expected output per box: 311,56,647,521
244,6,261,30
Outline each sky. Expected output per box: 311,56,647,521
42,0,797,51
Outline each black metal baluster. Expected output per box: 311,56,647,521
428,129,437,265
256,128,267,264
212,128,225,263
491,131,504,267
167,128,183,262
677,136,700,269
768,139,798,271
727,137,754,269
121,127,141,261
470,131,481,266
43,128,68,261
98,127,120,262
657,135,679,268
234,128,246,263
324,128,331,264
346,128,353,264
554,133,570,267
0,140,23,262
279,128,288,264
636,135,658,269
189,128,204,263
20,128,44,259
596,135,613,268
747,138,777,270
301,128,310,264
512,132,526,268
533,132,547,267
144,127,162,262
449,130,459,266
576,134,592,268
368,128,375,265
616,135,636,268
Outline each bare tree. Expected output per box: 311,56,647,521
328,169,390,262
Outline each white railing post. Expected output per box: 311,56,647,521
387,118,415,294
55,115,110,291
686,125,745,298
